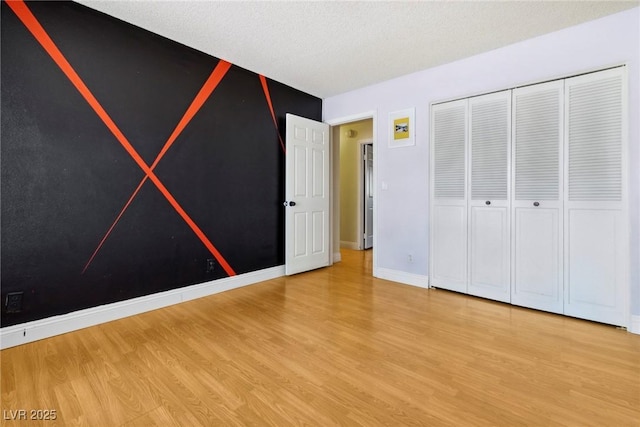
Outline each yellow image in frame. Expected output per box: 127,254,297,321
394,117,410,140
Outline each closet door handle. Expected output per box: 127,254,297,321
485,201,491,205
533,201,540,207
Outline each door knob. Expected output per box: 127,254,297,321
289,201,296,206
485,201,491,205
533,201,540,207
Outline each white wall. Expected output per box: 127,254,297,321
323,8,640,318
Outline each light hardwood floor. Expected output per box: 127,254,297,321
2,250,639,426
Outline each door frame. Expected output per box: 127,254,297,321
326,111,378,273
358,139,374,250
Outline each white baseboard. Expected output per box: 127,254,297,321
333,252,342,263
0,265,285,350
375,267,429,289
340,241,360,250
630,315,640,335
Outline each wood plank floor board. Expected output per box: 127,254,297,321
2,250,639,426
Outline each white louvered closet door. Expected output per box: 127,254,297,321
511,81,564,314
468,91,511,302
564,68,628,326
430,100,468,293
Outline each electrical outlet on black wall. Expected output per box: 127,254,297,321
5,291,24,313
206,259,215,273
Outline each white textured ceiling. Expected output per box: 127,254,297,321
76,1,638,98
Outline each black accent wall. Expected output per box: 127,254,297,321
1,1,322,326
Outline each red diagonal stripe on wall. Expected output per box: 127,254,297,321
82,61,231,274
259,75,286,153
152,61,231,170
7,0,237,277
81,177,145,274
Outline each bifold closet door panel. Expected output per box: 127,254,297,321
468,91,511,303
563,67,628,327
511,81,564,314
430,100,468,293
565,207,626,325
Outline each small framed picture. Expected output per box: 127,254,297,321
389,108,415,148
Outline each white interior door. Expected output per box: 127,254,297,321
563,68,628,326
285,113,330,275
363,144,373,249
430,99,468,293
468,91,511,303
511,80,564,314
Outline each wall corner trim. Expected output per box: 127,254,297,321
340,241,360,250
630,315,640,335
0,265,285,350
375,267,429,289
